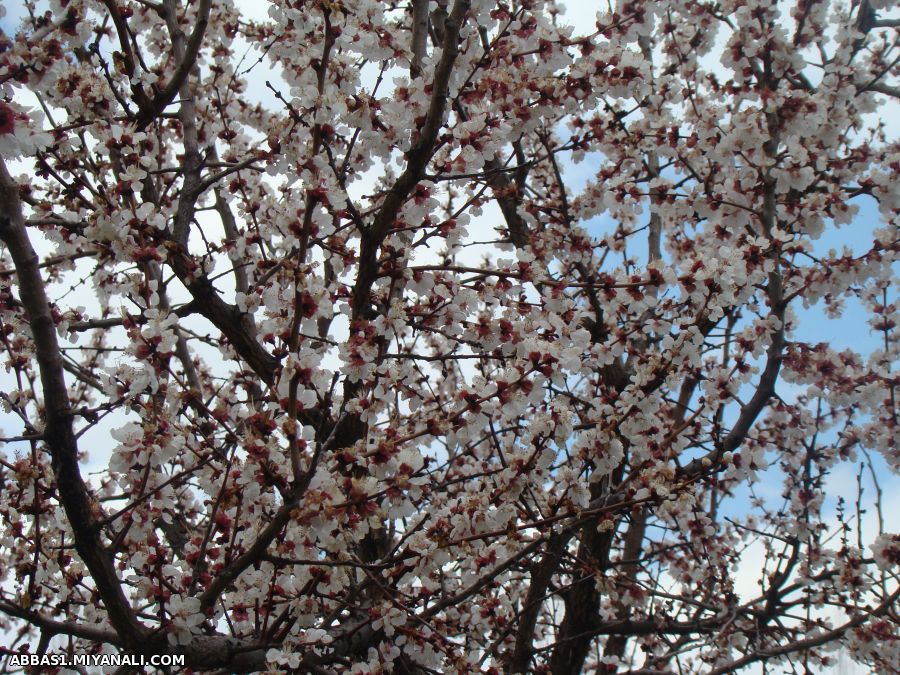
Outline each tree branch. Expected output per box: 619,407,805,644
136,0,212,130
351,0,470,320
0,601,120,645
410,0,430,79
704,586,900,675
0,159,147,649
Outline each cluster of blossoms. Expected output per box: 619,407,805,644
0,0,896,673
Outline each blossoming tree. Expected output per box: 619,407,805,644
0,0,897,672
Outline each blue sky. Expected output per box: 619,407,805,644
0,4,894,672
4,0,895,551
0,3,28,33
4,0,894,510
